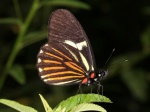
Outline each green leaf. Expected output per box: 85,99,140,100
8,64,26,84
0,99,38,112
54,94,112,112
142,7,150,15
140,26,150,53
39,94,53,112
54,105,66,112
121,69,149,101
70,103,106,112
0,18,22,25
21,30,47,49
40,0,90,9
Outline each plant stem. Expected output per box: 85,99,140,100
0,0,39,90
13,0,22,21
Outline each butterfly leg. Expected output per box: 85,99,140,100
77,83,82,94
76,83,84,104
97,83,105,101
97,83,103,95
90,84,93,93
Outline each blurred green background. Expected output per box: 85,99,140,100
0,0,150,112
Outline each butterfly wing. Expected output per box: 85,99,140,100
37,9,96,85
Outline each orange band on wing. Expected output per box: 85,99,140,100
42,71,84,78
48,75,84,81
45,52,63,60
69,62,85,72
65,62,84,73
43,60,62,64
52,48,72,60
43,67,65,71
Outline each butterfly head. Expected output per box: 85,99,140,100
96,69,108,80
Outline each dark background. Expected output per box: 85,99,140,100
0,0,150,112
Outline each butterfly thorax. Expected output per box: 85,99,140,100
81,70,108,86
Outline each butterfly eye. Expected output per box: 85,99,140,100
103,70,109,78
97,70,108,80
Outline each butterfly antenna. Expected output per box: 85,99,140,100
103,48,115,69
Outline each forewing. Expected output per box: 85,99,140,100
48,9,96,74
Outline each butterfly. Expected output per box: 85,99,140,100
37,9,108,89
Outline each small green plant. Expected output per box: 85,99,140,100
0,94,112,112
0,0,90,90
